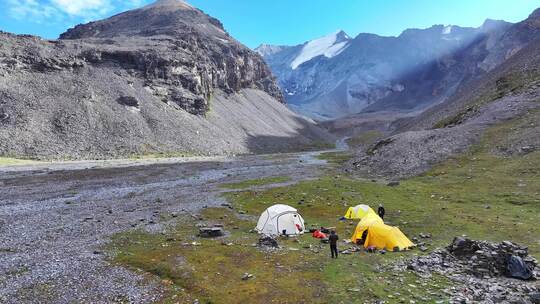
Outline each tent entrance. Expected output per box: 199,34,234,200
276,212,302,235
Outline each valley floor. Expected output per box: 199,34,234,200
0,150,329,303
0,141,538,303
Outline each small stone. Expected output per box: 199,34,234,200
220,203,233,209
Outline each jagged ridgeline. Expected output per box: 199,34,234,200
0,0,332,160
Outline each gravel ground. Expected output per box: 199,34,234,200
0,150,328,303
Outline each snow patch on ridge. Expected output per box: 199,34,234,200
442,25,454,35
291,31,350,70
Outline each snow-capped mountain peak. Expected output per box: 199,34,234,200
290,30,351,70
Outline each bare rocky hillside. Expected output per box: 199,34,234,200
0,0,333,160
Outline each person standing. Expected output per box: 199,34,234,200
378,204,386,220
329,230,339,259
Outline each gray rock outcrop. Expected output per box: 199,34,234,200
393,238,539,303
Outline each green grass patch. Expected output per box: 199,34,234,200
307,140,336,151
109,209,330,304
109,206,451,304
346,131,384,148
220,176,292,190
0,157,38,166
316,151,353,166
129,151,200,160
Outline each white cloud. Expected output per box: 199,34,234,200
51,0,113,18
5,0,151,26
6,0,60,22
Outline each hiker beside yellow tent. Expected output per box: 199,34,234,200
349,207,414,251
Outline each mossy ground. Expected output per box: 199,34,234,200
129,151,200,160
346,131,384,148
0,157,37,166
316,151,353,166
107,115,539,303
220,176,292,189
109,205,451,304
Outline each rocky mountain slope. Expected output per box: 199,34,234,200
0,0,333,160
258,20,512,119
348,8,540,177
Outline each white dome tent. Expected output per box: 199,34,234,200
256,204,305,236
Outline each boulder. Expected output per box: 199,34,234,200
117,96,139,108
257,236,279,248
198,227,224,238
520,146,536,154
387,181,400,187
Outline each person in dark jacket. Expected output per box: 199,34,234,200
329,230,339,259
378,204,386,220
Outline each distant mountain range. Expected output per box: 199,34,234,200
257,19,518,120
347,8,540,177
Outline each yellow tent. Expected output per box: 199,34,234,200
351,212,414,251
344,204,375,219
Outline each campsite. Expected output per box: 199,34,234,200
107,146,540,303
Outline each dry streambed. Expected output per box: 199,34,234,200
0,151,326,303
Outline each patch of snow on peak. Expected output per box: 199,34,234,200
442,25,453,35
290,31,350,70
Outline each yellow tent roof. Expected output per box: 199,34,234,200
344,204,375,220
351,212,414,251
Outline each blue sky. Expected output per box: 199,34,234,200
1,0,539,48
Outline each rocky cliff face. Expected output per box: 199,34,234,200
56,0,283,115
0,0,332,160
